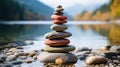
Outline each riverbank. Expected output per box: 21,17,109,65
0,41,119,67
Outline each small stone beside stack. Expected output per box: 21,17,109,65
37,5,78,65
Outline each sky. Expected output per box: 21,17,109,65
39,0,110,8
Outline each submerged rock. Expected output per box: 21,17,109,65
75,47,91,52
11,61,23,65
24,40,34,45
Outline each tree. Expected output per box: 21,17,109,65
0,0,24,20
110,0,120,19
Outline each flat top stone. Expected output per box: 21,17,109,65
43,45,76,53
37,52,78,64
45,31,72,39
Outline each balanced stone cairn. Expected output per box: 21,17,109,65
37,5,78,66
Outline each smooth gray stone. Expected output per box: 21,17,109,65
45,31,72,39
43,45,75,53
6,55,17,62
37,52,78,64
50,24,67,31
110,46,120,52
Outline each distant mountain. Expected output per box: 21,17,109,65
65,4,101,17
17,0,54,20
17,0,72,20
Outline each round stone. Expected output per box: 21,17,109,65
54,20,67,24
51,15,67,20
85,56,107,65
50,24,67,31
44,39,70,47
110,46,120,52
55,58,64,64
55,8,64,12
45,31,72,39
37,52,78,64
43,45,75,52
6,55,17,62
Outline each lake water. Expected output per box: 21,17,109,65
0,21,119,67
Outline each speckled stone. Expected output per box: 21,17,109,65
43,45,75,53
37,52,78,64
51,15,67,20
45,31,72,39
50,24,67,31
85,56,107,65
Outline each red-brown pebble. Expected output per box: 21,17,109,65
54,20,67,24
44,39,70,47
51,15,67,20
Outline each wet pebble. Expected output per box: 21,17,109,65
16,46,23,49
6,55,17,62
13,65,21,67
24,59,33,63
1,63,12,67
110,46,120,52
75,47,91,52
11,61,23,65
28,51,37,57
78,54,87,61
8,48,17,52
85,56,107,65
15,52,29,57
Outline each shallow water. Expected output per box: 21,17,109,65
0,21,119,67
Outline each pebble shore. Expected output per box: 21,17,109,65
0,41,120,67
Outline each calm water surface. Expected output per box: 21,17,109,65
0,21,119,67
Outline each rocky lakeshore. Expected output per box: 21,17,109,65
0,40,120,67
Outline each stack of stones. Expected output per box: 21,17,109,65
37,5,78,66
